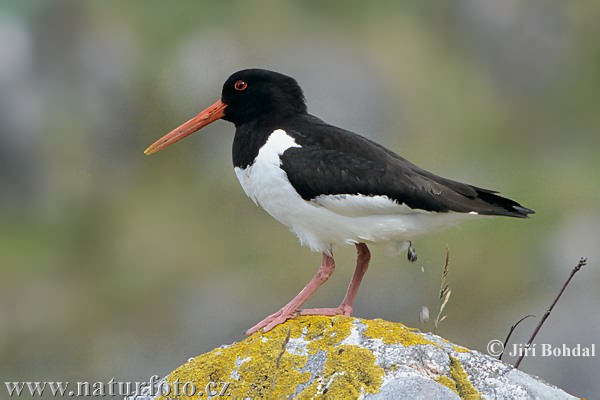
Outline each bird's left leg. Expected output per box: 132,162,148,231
245,251,336,335
300,243,371,317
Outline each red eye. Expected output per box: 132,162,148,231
234,80,248,91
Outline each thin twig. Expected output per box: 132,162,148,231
514,257,588,369
499,314,535,360
270,326,292,392
434,245,451,334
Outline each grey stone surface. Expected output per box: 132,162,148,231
129,317,576,399
367,375,460,399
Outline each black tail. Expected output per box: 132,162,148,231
475,189,535,218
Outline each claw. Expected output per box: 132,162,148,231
245,308,299,335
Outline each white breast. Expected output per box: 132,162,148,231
234,129,301,205
235,129,478,254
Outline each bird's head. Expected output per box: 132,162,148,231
144,69,306,155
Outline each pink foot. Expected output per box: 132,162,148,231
300,304,353,317
245,307,300,335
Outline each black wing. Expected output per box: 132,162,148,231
279,119,534,218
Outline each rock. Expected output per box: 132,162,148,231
138,316,575,399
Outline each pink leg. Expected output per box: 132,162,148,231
300,243,371,317
245,252,335,335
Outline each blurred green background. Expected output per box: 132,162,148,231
1,0,599,397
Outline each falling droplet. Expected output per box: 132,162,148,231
420,306,430,323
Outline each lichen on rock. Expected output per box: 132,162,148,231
164,316,386,398
148,316,575,399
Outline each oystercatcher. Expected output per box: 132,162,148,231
145,69,534,334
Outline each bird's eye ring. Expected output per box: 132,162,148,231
234,80,248,91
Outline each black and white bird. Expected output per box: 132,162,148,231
144,68,534,334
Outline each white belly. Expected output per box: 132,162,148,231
234,129,477,254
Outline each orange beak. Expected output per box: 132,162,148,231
144,99,227,155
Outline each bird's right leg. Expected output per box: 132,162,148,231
300,243,370,317
245,252,335,335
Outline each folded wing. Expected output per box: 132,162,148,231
280,146,533,218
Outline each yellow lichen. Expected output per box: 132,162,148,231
435,356,480,397
452,344,470,353
449,356,481,399
363,318,437,346
156,316,449,399
160,319,311,399
300,315,354,353
299,345,384,398
436,375,459,394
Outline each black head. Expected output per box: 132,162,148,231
221,69,307,127
144,69,307,155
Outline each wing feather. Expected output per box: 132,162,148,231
280,146,532,218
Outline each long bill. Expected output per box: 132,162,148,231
144,99,227,155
